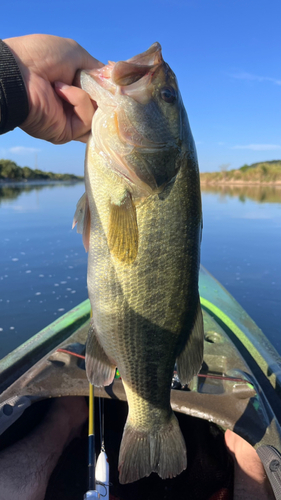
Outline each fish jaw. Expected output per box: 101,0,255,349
126,42,163,65
80,70,117,113
80,43,162,105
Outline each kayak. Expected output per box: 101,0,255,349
0,265,281,499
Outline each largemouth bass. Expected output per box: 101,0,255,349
73,42,204,484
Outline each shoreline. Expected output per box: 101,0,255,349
200,180,281,187
0,179,84,187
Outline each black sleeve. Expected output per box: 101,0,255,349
0,39,29,135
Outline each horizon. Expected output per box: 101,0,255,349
1,157,281,177
1,0,280,175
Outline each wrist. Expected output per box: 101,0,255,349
0,39,29,134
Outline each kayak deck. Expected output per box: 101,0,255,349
0,266,281,498
1,295,280,452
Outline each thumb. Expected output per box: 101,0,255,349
55,81,96,142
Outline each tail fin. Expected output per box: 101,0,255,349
118,413,186,484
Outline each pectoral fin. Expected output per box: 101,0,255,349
108,192,138,264
86,322,116,387
72,193,91,252
176,300,204,385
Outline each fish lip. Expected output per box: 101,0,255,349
126,42,163,66
111,42,163,87
82,42,163,97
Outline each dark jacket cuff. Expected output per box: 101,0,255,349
0,39,29,135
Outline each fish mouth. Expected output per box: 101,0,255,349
111,42,163,87
84,42,163,103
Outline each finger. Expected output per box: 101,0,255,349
73,40,104,72
74,132,91,144
55,82,95,140
79,49,104,72
224,429,237,456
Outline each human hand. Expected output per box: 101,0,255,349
225,429,275,499
4,34,103,144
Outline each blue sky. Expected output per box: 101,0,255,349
1,0,280,174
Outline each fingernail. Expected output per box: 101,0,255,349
54,81,70,90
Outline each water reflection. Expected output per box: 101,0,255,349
200,184,281,204
0,181,83,204
201,184,281,203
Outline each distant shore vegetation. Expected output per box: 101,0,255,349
200,160,281,185
0,159,83,182
2,158,281,186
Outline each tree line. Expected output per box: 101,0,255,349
0,159,83,181
200,160,281,184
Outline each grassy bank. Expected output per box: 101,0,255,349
0,159,83,182
200,160,281,185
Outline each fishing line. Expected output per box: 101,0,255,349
56,348,85,359
56,349,253,387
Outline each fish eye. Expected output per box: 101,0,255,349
160,86,177,103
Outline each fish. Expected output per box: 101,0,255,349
73,42,204,484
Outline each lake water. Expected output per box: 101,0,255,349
0,182,280,359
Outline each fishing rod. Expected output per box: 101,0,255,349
84,383,100,499
96,397,109,500
84,383,110,499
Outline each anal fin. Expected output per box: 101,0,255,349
86,322,116,387
176,300,204,385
